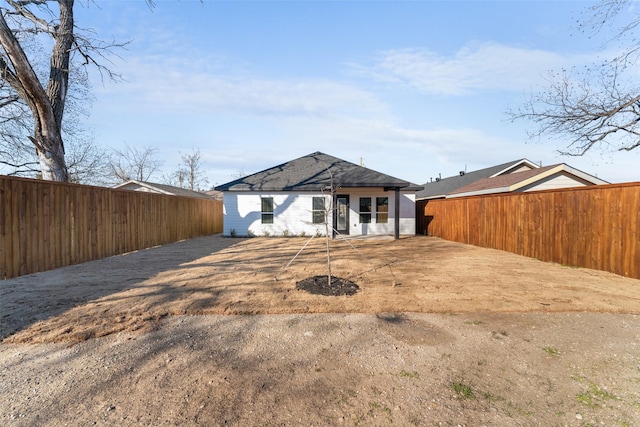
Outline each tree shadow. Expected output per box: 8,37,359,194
1,314,392,426
223,193,298,236
0,235,241,341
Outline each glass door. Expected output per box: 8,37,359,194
336,195,349,235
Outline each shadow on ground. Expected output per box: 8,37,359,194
0,235,241,341
2,235,639,344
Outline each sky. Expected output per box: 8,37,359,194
73,0,640,187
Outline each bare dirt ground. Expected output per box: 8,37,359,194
1,235,639,426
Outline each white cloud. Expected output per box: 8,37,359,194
352,42,598,96
266,114,533,183
94,55,389,119
87,38,637,187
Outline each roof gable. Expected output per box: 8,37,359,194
215,152,420,192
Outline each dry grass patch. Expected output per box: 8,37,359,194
2,235,639,344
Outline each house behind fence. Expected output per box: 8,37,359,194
1,176,223,279
417,182,640,280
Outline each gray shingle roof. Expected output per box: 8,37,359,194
415,159,533,200
215,152,421,192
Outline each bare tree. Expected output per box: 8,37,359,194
0,0,125,181
322,179,335,287
165,148,209,191
0,66,36,174
109,144,162,183
66,136,111,185
0,27,110,184
317,167,339,287
0,89,38,174
181,148,208,191
163,167,187,189
509,0,640,155
2,127,111,185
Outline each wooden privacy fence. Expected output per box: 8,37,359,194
1,176,223,279
417,182,640,279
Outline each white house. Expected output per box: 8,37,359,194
214,152,422,239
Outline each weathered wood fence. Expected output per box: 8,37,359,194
416,182,640,279
1,176,223,279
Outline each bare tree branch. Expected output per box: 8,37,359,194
109,144,163,183
509,0,640,156
164,148,209,191
0,0,138,181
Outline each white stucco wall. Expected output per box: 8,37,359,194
222,189,416,237
222,192,330,237
342,188,416,237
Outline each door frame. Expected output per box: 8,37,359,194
334,194,350,236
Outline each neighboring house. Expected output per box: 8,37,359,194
415,159,608,234
114,180,214,199
416,159,540,201
214,152,423,239
416,158,607,200
447,163,608,198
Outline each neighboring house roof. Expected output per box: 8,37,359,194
114,180,214,199
447,164,609,198
215,152,422,192
416,159,539,200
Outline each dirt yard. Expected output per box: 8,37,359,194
1,235,639,426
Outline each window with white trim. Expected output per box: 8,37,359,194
312,197,325,224
359,197,372,224
261,197,274,224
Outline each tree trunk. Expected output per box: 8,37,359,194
33,130,68,181
325,219,331,286
0,0,73,181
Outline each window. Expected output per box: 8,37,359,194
312,197,325,224
261,197,274,224
376,197,389,223
359,197,371,223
